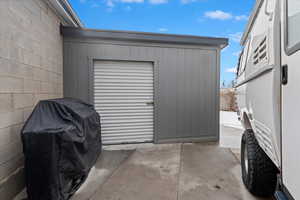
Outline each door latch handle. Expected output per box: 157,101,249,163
146,102,154,106
282,64,288,85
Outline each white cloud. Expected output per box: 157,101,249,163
203,10,248,22
120,0,144,3
181,0,205,4
104,0,168,8
233,50,241,57
235,15,248,21
125,6,132,11
158,28,168,32
105,0,144,6
229,32,243,43
181,0,196,3
106,0,115,7
204,10,233,20
104,0,143,11
149,0,168,4
91,3,100,7
226,67,237,73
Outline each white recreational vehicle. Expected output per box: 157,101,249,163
235,0,300,199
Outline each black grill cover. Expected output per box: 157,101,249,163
21,98,102,200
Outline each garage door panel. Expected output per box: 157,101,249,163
101,112,153,118
95,100,153,104
101,119,154,125
97,64,153,71
94,61,154,144
96,108,153,113
95,89,153,93
97,65,153,70
101,137,153,145
95,83,153,88
95,96,153,100
95,105,153,110
102,129,153,135
94,75,154,80
102,115,153,121
94,79,153,84
94,72,153,77
99,109,153,113
95,94,153,97
102,134,153,139
101,123,153,129
94,88,153,92
102,125,153,131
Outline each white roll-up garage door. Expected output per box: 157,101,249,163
94,61,154,145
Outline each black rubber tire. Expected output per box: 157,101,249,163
241,130,278,197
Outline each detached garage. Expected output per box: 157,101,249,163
62,27,228,145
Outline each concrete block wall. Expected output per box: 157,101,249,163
0,0,64,198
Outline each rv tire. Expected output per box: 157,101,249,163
241,130,277,197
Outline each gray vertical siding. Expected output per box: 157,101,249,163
63,38,220,143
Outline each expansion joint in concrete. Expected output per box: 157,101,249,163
176,143,183,200
87,150,136,200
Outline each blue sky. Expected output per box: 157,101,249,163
69,0,255,86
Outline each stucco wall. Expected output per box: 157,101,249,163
0,0,63,198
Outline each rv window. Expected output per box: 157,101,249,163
237,52,243,76
241,40,250,72
237,39,250,77
287,0,300,51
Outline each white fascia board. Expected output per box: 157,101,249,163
47,0,83,27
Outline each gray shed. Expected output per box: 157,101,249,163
62,27,228,145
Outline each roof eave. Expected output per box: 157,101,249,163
62,27,229,49
47,0,84,28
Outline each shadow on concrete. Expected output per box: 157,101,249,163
14,150,135,200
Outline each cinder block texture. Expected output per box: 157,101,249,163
0,0,64,198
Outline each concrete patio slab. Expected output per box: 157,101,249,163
15,112,273,200
13,150,134,200
179,143,272,200
90,144,181,200
14,142,273,200
72,150,134,200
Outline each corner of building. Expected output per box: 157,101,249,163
0,0,81,198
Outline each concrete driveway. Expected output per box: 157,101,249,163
15,112,273,200
70,143,271,200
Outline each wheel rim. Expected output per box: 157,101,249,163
244,143,248,175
